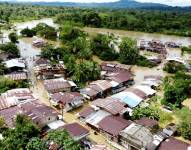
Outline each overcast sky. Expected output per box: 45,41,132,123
2,0,191,6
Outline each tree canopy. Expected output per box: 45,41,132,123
0,42,20,57
119,37,139,65
162,72,191,108
8,32,18,43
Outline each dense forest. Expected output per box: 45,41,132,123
0,3,191,37
55,9,191,37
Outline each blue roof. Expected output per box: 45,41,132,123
112,92,141,108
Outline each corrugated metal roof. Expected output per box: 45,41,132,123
5,72,27,81
62,122,89,138
50,92,83,104
135,85,156,96
0,96,19,110
4,59,25,68
44,78,76,92
112,92,142,108
92,98,126,115
85,110,111,128
98,116,132,136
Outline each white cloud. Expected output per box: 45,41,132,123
134,0,191,6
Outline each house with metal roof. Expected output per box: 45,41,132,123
0,106,23,128
120,123,154,150
61,122,89,141
111,91,143,108
97,116,132,143
4,58,26,72
158,137,191,150
50,92,83,112
134,85,156,97
91,97,127,115
20,100,59,128
5,72,27,81
85,110,111,129
77,107,96,122
44,78,77,93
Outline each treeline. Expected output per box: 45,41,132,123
55,9,191,37
1,3,191,37
0,3,67,23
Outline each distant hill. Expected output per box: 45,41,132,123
17,0,168,8
2,0,191,10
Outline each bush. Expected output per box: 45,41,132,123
137,55,156,68
176,108,191,140
32,23,57,40
181,46,191,54
162,73,191,108
8,32,18,43
100,48,119,61
163,61,186,73
20,28,36,37
0,42,20,57
132,106,160,121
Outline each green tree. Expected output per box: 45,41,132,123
32,23,57,40
0,42,20,57
70,37,92,60
20,28,36,37
72,60,101,86
26,137,47,150
46,129,82,150
119,37,139,64
0,116,5,128
91,34,119,61
83,12,101,27
162,73,191,107
176,108,191,140
60,26,86,44
1,115,40,150
0,62,7,75
0,77,28,94
163,61,186,73
41,44,64,61
8,32,18,43
132,106,160,121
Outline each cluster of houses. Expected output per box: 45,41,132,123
140,39,167,55
35,59,191,150
0,88,96,149
2,58,28,81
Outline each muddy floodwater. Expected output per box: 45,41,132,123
1,18,191,84
84,27,191,84
84,27,191,46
